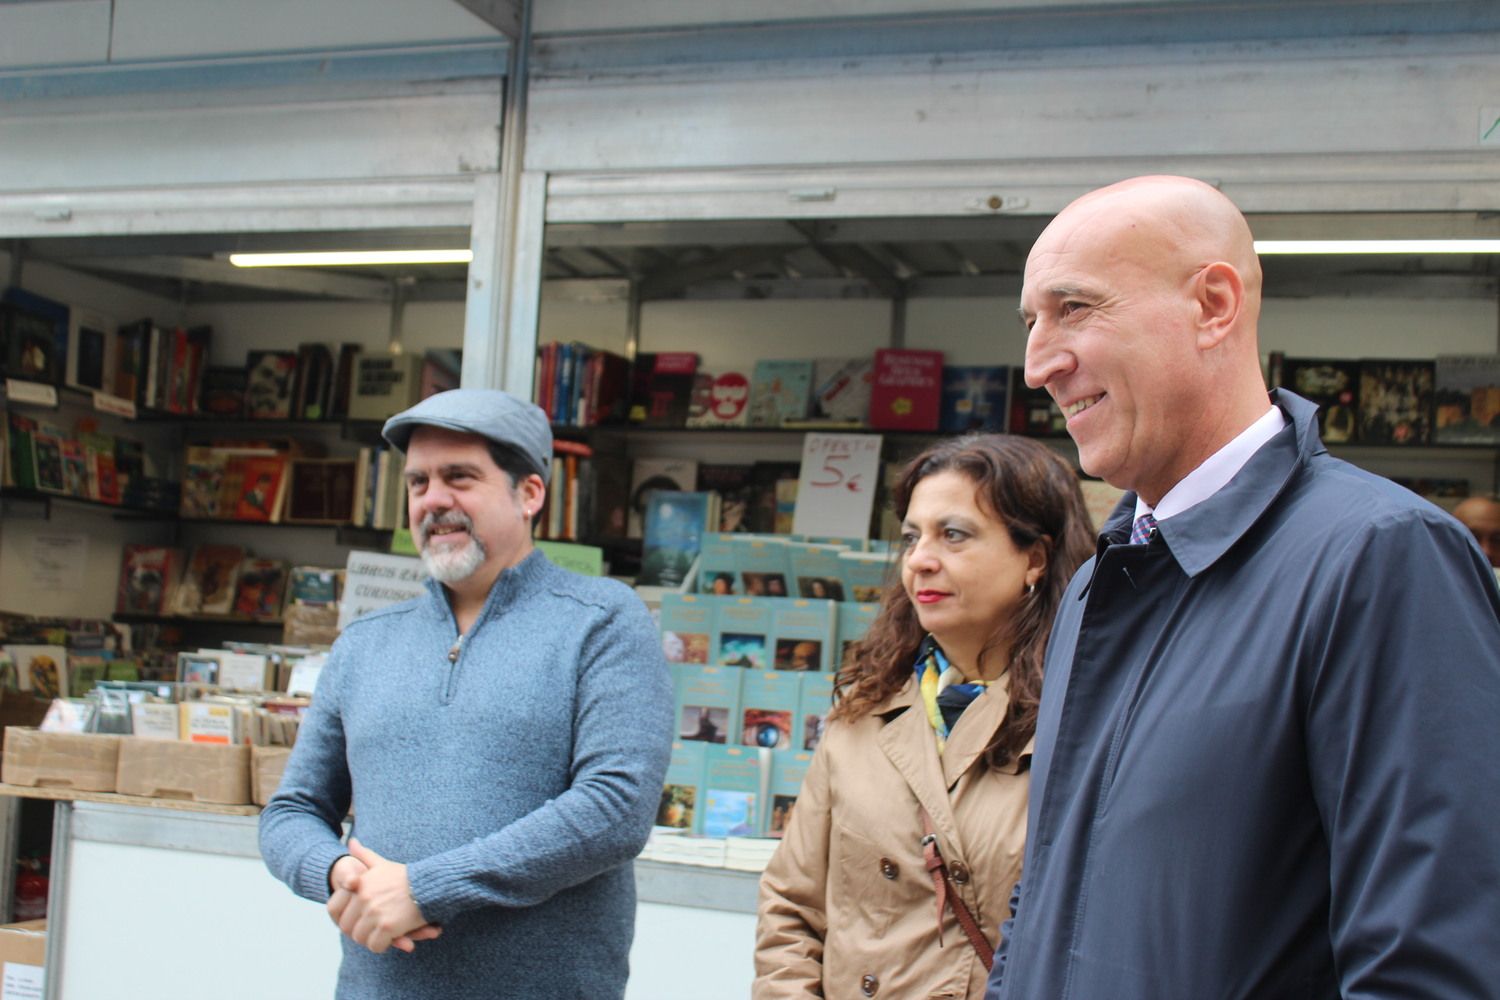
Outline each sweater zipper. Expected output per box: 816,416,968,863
443,634,464,702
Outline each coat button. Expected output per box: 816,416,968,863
861,973,879,996
949,861,970,885
879,857,898,880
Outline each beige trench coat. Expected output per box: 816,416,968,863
754,676,1030,1000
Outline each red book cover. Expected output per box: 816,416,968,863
868,349,944,431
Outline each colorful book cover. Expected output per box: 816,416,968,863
6,412,38,490
1008,367,1067,437
1358,359,1434,445
0,287,67,385
1433,354,1500,445
696,464,756,533
748,461,801,534
638,352,699,427
31,425,65,493
739,669,800,751
638,490,714,588
836,602,880,671
767,749,816,837
174,544,246,615
199,365,248,418
243,350,297,420
674,662,743,745
713,598,774,669
1279,357,1361,444
686,370,753,428
771,598,838,673
697,533,741,596
798,671,836,751
810,356,874,424
117,544,183,614
627,457,699,538
233,454,288,522
788,542,852,601
656,740,708,833
288,566,342,606
837,549,895,604
748,359,816,427
726,534,792,597
660,593,715,665
2,644,69,700
868,348,943,431
702,744,769,838
940,365,1009,432
232,558,288,620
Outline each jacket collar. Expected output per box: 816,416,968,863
1090,389,1320,581
421,547,550,627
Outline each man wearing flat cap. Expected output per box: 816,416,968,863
261,387,674,1000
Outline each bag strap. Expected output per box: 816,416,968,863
919,806,995,971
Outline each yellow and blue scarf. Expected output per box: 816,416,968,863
914,636,988,754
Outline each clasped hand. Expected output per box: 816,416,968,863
327,837,443,955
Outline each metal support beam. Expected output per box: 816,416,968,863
791,221,904,299
59,255,392,302
387,277,412,354
637,245,797,300
890,291,907,349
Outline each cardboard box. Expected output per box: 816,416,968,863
0,920,45,994
1,728,121,792
251,745,293,806
115,739,251,805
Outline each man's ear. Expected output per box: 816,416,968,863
1194,261,1245,351
519,473,546,519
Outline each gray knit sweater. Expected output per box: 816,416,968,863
259,550,674,999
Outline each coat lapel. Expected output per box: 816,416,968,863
939,674,1012,787
875,680,965,856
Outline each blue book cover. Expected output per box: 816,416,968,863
656,739,708,834
673,662,743,745
697,532,740,596
726,534,792,598
713,597,775,668
638,490,714,588
797,672,836,751
788,541,852,601
940,365,1009,432
835,601,880,671
738,669,801,751
767,749,816,837
836,549,896,604
748,359,816,427
770,598,838,672
660,592,715,665
702,744,769,838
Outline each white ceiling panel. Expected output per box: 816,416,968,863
0,1,111,69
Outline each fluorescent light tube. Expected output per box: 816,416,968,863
228,249,473,267
1254,240,1500,255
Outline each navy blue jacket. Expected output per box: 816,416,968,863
988,391,1500,999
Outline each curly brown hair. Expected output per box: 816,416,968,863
830,434,1095,766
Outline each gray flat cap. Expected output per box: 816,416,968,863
382,388,553,484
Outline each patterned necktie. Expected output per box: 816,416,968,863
1130,512,1158,545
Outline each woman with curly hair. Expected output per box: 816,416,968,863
755,434,1093,999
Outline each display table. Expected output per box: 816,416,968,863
0,786,757,1000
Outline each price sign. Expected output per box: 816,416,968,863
792,432,883,539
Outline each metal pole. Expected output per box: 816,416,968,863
487,0,533,387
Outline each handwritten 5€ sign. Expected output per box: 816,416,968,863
793,432,884,538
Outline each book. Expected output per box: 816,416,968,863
1279,358,1361,444
284,457,360,524
868,348,943,431
702,744,769,838
748,461,801,534
243,350,298,420
637,490,717,589
0,287,68,385
686,370,753,428
116,544,183,614
2,644,69,700
837,549,896,604
797,671,836,751
1008,368,1067,437
1358,359,1434,445
287,566,343,606
836,602,879,670
697,463,757,533
713,597,774,669
788,541,852,601
232,558,288,620
174,544,246,615
748,359,816,426
113,318,151,404
348,352,424,422
725,535,792,597
659,593,716,665
1433,354,1500,445
674,662,743,745
738,669,799,751
627,457,699,538
66,308,114,393
232,454,289,522
696,533,741,596
940,365,1009,432
771,598,838,672
633,352,699,427
810,356,874,424
656,739,708,833
767,749,816,837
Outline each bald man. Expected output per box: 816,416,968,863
987,177,1500,999
1454,495,1500,568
